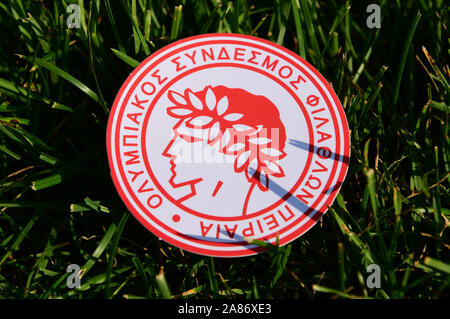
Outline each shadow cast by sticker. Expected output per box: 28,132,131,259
288,139,350,165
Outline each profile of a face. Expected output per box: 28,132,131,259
163,85,287,217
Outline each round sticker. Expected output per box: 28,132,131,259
107,34,350,257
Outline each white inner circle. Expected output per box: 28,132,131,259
145,66,311,218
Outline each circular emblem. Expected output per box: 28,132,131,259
107,34,350,257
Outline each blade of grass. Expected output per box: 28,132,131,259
131,0,140,54
119,0,150,55
388,186,403,257
432,146,443,256
80,221,117,279
155,269,172,299
232,0,240,33
103,0,125,52
17,55,100,104
299,0,320,64
144,9,151,41
87,1,108,113
423,257,450,275
0,213,39,266
207,257,219,297
31,174,63,191
393,11,421,106
313,285,371,299
105,212,129,298
111,49,140,71
271,244,291,287
170,5,183,40
329,207,375,265
366,168,388,259
290,0,306,59
0,77,71,111
276,0,291,45
338,242,346,291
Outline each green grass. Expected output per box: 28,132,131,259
0,0,449,299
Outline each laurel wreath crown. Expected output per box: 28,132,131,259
166,86,286,190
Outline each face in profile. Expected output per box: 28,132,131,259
163,85,287,217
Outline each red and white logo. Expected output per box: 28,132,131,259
107,34,350,257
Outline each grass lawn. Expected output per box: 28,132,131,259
0,0,448,299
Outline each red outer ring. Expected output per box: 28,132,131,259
116,39,341,247
115,41,339,246
106,34,351,257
